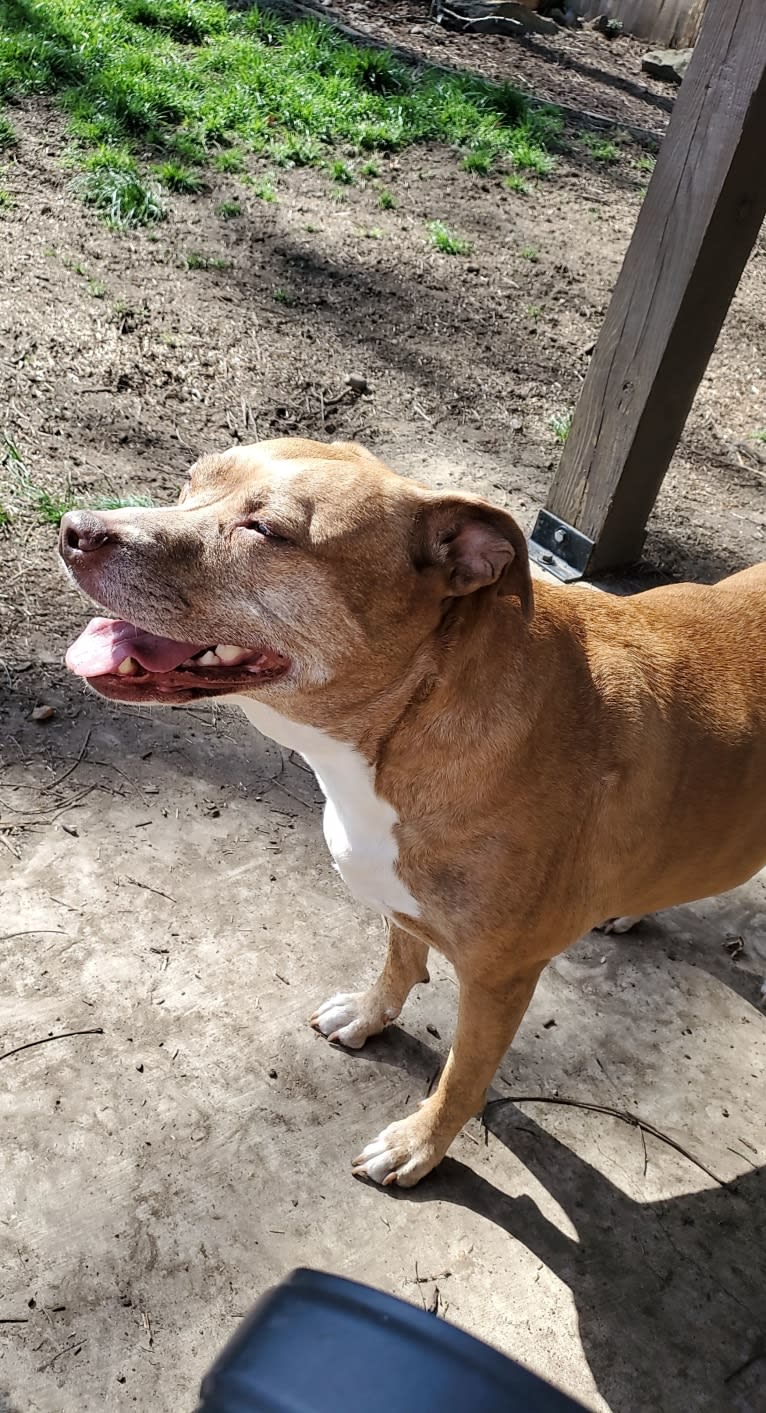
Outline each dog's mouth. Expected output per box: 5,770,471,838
65,617,290,703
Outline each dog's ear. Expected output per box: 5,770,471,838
414,496,533,619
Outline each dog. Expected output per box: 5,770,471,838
60,438,766,1186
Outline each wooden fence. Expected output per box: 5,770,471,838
577,0,707,46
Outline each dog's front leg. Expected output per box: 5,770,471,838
310,921,429,1049
352,962,544,1187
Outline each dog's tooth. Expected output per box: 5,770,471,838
215,644,247,664
117,657,138,675
196,650,221,667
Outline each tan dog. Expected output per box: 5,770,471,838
60,439,766,1186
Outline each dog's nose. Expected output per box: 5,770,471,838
60,510,114,559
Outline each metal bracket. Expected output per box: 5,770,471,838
528,510,594,583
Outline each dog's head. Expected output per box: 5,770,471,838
61,438,532,710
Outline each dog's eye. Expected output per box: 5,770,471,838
244,519,289,543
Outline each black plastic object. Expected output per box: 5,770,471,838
197,1267,586,1413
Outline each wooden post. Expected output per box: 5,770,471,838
531,0,766,577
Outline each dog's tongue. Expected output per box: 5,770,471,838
65,617,202,677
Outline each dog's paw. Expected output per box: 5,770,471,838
596,914,643,935
309,991,395,1049
352,1113,442,1188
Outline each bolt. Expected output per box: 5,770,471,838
541,551,554,565
553,528,567,545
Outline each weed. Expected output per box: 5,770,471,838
582,135,620,164
549,410,573,444
215,198,241,218
155,160,204,193
753,429,766,444
503,174,529,195
273,286,296,306
361,226,383,239
378,187,396,210
0,186,14,213
248,175,276,202
75,148,165,227
462,148,492,175
0,504,11,530
360,159,379,178
634,154,655,172
331,159,354,185
526,304,541,318
0,114,16,148
87,279,106,298
185,250,230,270
213,148,246,174
304,221,318,232
521,245,539,263
427,220,472,256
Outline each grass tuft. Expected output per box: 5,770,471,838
503,174,529,195
462,148,492,175
0,114,17,148
330,158,354,185
155,160,204,193
427,220,472,256
549,410,573,444
75,148,165,227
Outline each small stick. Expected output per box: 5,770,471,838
1,1028,104,1064
42,729,91,792
123,876,176,904
0,931,67,942
488,1094,727,1187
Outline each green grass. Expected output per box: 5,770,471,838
155,159,204,192
215,198,241,218
549,410,573,444
634,153,655,173
330,158,354,185
248,173,277,202
753,429,766,444
0,2,558,223
521,245,539,263
75,147,165,227
185,250,230,270
581,134,620,164
427,220,472,256
0,113,16,148
378,187,396,210
0,185,13,212
1,431,157,526
272,286,296,306
360,159,379,177
213,148,246,174
87,278,106,297
503,174,529,195
462,148,492,175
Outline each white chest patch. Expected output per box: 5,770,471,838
235,697,420,919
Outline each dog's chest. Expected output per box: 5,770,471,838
236,699,420,919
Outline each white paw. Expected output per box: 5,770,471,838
352,1114,442,1188
597,914,643,935
309,991,393,1049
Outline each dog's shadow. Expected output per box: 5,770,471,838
350,1025,765,1413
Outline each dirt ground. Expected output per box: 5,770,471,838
2,11,766,1413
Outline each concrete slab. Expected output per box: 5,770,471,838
1,672,764,1413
